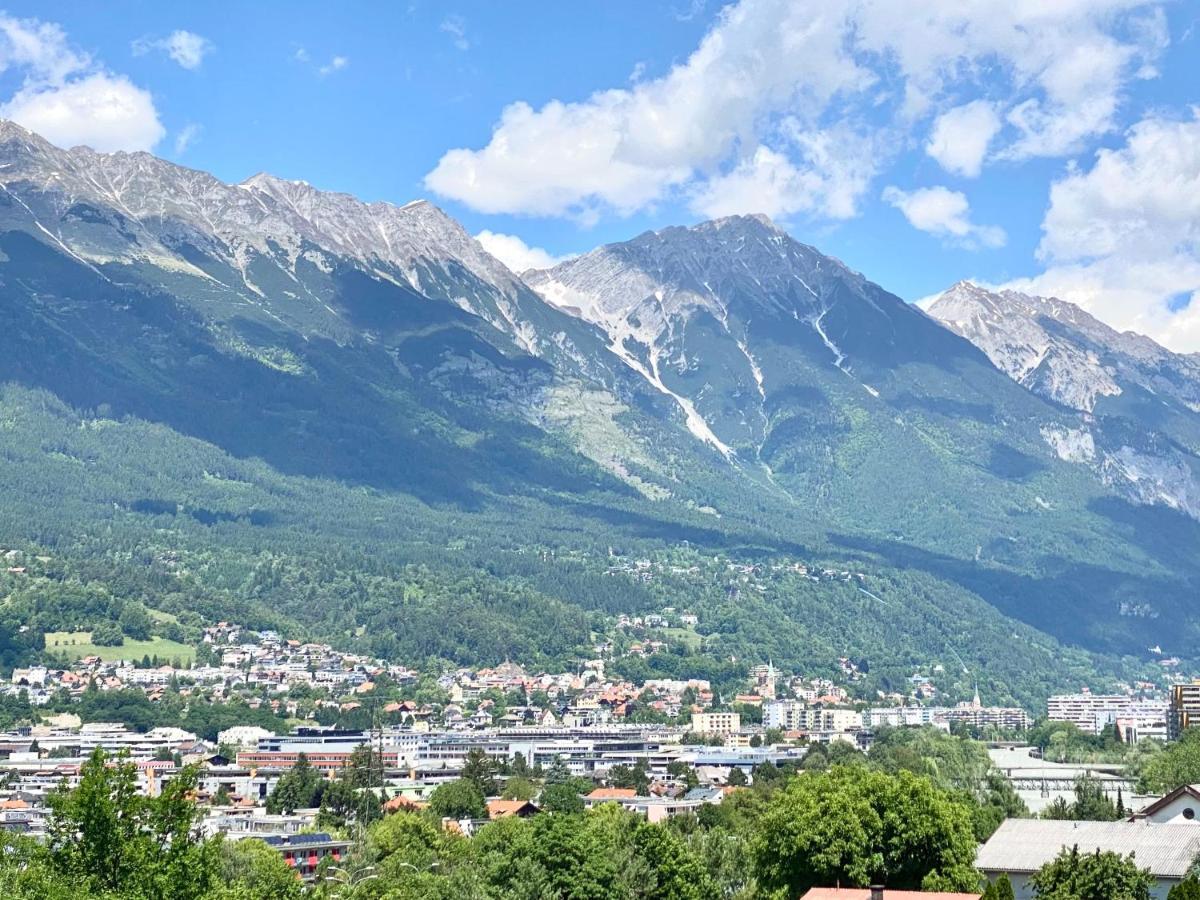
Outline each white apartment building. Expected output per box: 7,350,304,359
1047,692,1163,735
690,712,741,736
764,700,862,733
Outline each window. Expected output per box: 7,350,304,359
1183,807,1195,820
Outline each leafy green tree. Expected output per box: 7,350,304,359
540,781,586,814
667,759,700,790
266,753,323,814
608,760,650,794
429,778,487,820
632,818,718,899
727,767,748,786
752,766,978,895
543,756,573,785
1140,729,1200,794
984,873,1017,900
461,747,499,796
1169,877,1200,900
1041,775,1119,822
90,620,125,646
213,838,302,900
119,601,153,640
42,748,219,899
1071,775,1120,821
1029,846,1154,900
501,775,537,801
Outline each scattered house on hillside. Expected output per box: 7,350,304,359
1130,784,1200,824
976,819,1200,899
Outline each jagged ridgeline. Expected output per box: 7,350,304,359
0,119,1196,704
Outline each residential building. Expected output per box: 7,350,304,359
764,701,861,733
256,832,350,882
1170,682,1200,739
976,819,1200,899
1131,785,1200,824
217,726,276,749
690,712,740,736
1047,692,1139,734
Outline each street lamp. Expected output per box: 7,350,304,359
323,865,378,893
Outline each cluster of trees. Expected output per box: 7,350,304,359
0,747,300,900
6,740,1198,900
1043,775,1125,821
266,748,385,829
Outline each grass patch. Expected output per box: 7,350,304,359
44,630,195,664
662,627,701,651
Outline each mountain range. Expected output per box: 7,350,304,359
1,119,1197,705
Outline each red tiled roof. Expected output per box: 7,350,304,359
587,788,637,800
486,799,539,818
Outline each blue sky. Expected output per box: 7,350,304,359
2,1,1200,349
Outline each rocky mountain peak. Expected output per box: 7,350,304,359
928,281,1200,415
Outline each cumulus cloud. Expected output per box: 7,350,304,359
1002,112,1200,352
426,0,1167,221
0,14,163,152
882,185,1006,249
318,55,349,76
440,15,470,51
927,101,1002,177
691,128,881,220
132,30,213,70
475,230,570,273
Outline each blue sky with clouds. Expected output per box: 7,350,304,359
3,1,1200,349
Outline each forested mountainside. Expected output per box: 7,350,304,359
0,119,1195,707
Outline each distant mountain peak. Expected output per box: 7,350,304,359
928,280,1200,413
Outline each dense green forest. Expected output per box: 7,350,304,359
0,381,1160,709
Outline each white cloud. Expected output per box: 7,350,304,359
926,100,1002,177
440,15,470,51
293,46,348,76
1002,112,1200,351
474,230,569,273
132,30,213,70
2,72,164,152
318,55,349,76
173,122,201,156
692,128,880,220
882,185,1006,249
0,14,163,152
426,0,1167,221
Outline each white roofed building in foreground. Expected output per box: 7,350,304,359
976,819,1200,899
